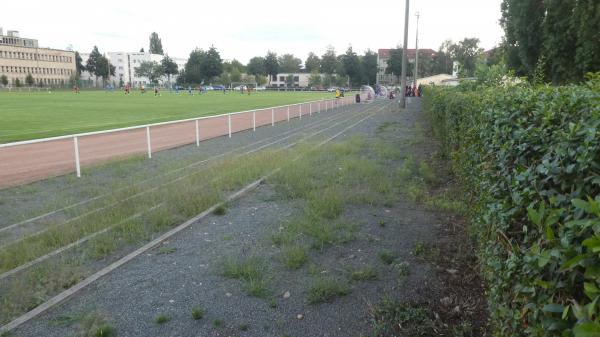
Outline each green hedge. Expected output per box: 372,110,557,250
423,75,600,337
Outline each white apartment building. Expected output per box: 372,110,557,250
376,48,436,86
268,73,313,88
80,51,186,87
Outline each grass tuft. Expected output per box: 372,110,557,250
308,277,350,304
213,204,227,215
222,255,269,298
191,307,204,320
350,266,378,281
379,250,397,265
280,244,309,270
155,314,169,324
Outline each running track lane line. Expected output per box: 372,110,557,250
0,100,390,334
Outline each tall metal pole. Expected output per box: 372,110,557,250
399,0,410,109
414,12,420,87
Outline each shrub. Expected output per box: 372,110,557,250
423,74,600,336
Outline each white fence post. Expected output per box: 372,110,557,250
318,102,321,113
271,108,274,126
228,114,232,138
309,103,312,116
195,119,200,147
253,111,256,131
73,136,81,178
299,104,302,119
287,106,290,122
146,126,152,158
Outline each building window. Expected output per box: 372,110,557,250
279,76,285,81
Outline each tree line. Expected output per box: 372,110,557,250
501,0,599,84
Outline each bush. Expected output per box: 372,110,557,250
423,74,600,337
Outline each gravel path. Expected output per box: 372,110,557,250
10,99,445,337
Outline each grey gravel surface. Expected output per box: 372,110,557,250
9,99,444,337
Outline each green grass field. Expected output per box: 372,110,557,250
0,90,334,143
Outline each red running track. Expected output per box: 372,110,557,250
0,97,356,189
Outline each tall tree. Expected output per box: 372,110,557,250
85,46,102,82
264,51,279,80
95,54,115,84
135,61,163,84
500,0,545,78
450,38,483,77
386,48,413,79
572,0,600,81
161,55,179,87
247,56,266,76
341,46,361,86
278,54,302,73
184,49,206,84
320,46,338,75
305,52,321,73
202,46,223,82
432,40,455,75
223,59,246,74
75,51,85,76
149,32,164,55
542,0,577,84
360,49,378,85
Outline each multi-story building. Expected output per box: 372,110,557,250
80,51,186,88
268,73,313,88
0,28,76,87
376,48,436,86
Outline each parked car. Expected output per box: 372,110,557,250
203,85,214,91
212,85,225,90
233,85,247,91
327,87,337,92
255,86,266,91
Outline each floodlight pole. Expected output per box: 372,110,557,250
414,12,420,87
399,0,410,109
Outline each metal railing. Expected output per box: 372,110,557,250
0,96,356,188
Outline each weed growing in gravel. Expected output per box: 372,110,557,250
308,277,351,304
350,266,378,281
413,241,426,256
280,244,309,270
239,323,249,331
418,160,437,185
222,255,269,298
213,204,227,215
77,312,114,337
379,220,386,227
212,319,223,327
394,261,410,278
379,250,397,265
191,307,204,320
154,314,169,324
371,299,437,337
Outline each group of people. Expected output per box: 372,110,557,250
405,84,423,97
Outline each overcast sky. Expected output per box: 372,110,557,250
1,0,504,63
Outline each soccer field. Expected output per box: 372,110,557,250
0,90,334,143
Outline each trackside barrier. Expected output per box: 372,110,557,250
0,97,357,188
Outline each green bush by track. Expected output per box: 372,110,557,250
423,74,600,337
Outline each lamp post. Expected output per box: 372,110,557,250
399,0,410,109
414,12,420,88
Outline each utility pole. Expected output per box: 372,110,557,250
399,0,410,109
414,12,420,87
